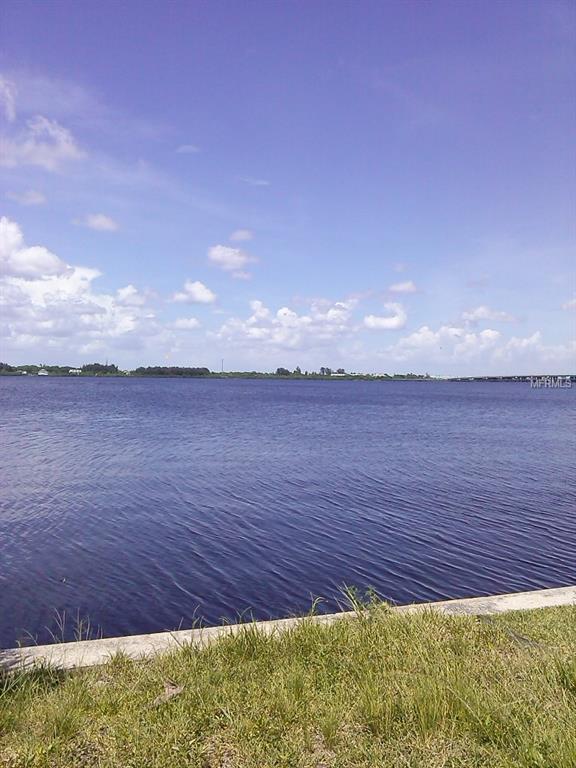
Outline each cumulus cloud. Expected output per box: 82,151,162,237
176,144,200,154
229,229,253,242
384,324,502,362
0,115,84,171
0,218,163,357
0,216,68,278
75,213,119,232
372,315,575,374
6,189,46,206
462,305,514,322
0,76,17,122
2,269,154,350
116,284,147,306
208,244,256,279
496,331,542,354
364,303,406,330
389,280,416,294
493,332,576,367
217,298,356,350
172,317,200,330
172,280,216,304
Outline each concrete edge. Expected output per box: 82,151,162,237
1,585,574,672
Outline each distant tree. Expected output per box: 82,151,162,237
336,368,345,374
132,366,210,377
0,362,16,373
45,366,74,375
294,366,302,375
82,362,119,375
275,367,291,376
321,367,332,376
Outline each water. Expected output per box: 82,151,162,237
0,377,574,647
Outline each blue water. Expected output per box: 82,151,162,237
0,377,574,647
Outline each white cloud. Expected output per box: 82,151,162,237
75,213,119,232
173,317,200,330
172,280,216,304
364,303,407,330
2,268,154,348
376,317,576,374
240,177,270,187
208,244,256,279
496,331,542,354
176,144,200,154
462,305,514,322
562,296,576,310
116,284,147,306
6,189,46,206
383,324,502,363
493,332,576,367
0,115,84,171
217,298,356,350
389,280,416,294
0,218,164,356
230,229,253,242
0,76,17,122
0,216,68,278
0,72,237,222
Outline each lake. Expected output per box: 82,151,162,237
1,377,574,647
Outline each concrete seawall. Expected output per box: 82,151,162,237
1,585,574,673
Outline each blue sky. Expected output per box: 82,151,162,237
1,0,574,374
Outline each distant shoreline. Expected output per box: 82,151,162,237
1,371,574,383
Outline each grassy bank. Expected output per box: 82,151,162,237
1,604,575,767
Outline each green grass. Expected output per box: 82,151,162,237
1,604,575,767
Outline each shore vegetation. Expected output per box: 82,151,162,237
1,603,575,767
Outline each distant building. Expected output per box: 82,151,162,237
37,369,49,376
68,369,82,375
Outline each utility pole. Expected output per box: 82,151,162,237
221,358,224,373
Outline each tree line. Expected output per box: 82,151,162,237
132,366,211,377
275,367,346,376
1,361,434,379
0,362,120,375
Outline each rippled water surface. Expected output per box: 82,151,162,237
1,377,574,646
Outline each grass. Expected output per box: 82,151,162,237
1,602,575,767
